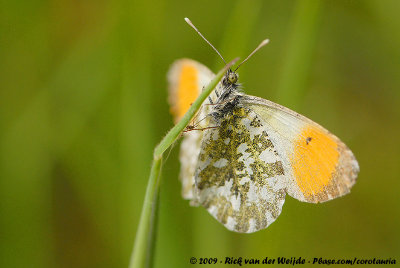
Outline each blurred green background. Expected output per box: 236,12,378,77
1,0,399,267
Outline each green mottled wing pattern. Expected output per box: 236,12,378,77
195,104,287,233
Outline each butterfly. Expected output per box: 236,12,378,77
167,18,359,233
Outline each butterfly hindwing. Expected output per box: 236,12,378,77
195,104,287,233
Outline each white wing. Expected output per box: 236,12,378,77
195,105,286,233
167,59,218,201
242,95,359,203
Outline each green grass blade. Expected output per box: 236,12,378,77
129,156,163,268
129,58,238,268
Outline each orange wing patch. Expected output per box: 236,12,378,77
170,63,200,122
290,126,340,202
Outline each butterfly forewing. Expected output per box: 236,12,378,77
243,95,359,203
167,59,222,201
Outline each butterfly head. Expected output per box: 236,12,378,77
223,69,239,86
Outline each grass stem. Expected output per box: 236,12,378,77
129,58,238,268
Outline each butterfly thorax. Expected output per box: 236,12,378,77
211,69,244,121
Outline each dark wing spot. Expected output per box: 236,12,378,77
306,137,312,145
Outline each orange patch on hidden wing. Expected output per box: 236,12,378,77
172,64,200,122
290,126,339,200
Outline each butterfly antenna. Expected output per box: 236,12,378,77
234,39,270,72
185,17,227,65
